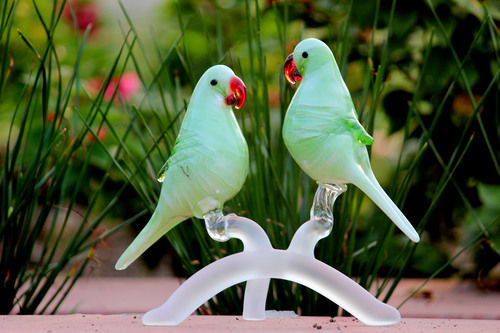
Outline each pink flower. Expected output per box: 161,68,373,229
104,72,141,103
86,72,140,104
62,0,99,34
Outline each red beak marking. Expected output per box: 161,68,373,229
226,76,247,109
284,53,302,85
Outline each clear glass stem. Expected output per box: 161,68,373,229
310,183,348,229
288,183,347,257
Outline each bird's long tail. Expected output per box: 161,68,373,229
115,206,184,270
354,169,420,242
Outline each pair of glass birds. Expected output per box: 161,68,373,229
115,38,420,271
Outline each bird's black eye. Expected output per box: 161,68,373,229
210,79,217,86
302,51,308,58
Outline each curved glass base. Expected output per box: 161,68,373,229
142,249,400,326
142,183,400,326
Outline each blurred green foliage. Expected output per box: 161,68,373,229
1,0,499,316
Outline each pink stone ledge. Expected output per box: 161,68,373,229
2,315,500,333
54,277,500,320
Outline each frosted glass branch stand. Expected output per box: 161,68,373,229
142,184,400,327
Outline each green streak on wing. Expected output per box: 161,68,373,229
157,138,181,182
156,160,169,183
344,118,374,145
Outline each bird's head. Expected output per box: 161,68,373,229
198,65,247,110
284,38,333,85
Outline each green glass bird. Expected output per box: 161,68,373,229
115,65,249,270
283,38,420,242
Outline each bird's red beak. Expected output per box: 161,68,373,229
225,76,247,109
284,53,302,85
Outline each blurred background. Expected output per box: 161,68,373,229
1,0,499,316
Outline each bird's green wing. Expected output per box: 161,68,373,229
284,103,374,146
156,135,195,183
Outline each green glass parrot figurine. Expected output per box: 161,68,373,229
115,65,249,270
283,38,420,242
